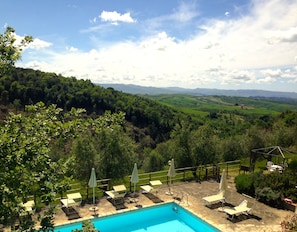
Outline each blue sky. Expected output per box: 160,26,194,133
2,0,297,92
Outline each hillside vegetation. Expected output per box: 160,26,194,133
144,94,297,117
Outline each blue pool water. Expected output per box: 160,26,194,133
55,202,219,232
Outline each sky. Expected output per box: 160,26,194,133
1,0,297,92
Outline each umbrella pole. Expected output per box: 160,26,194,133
93,187,95,205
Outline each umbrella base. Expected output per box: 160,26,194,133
166,191,174,195
89,206,98,212
130,192,139,198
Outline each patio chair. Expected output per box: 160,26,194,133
140,185,154,193
106,185,127,205
223,199,252,220
202,190,226,206
141,180,162,195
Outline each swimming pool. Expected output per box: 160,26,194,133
55,202,219,232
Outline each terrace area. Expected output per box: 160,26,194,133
5,162,295,231
33,179,294,231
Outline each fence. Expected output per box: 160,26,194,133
67,160,241,201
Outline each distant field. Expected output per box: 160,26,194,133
145,94,297,117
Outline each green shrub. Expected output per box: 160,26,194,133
234,173,254,196
255,187,281,206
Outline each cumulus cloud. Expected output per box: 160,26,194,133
19,0,297,91
256,76,276,84
139,32,176,51
66,46,78,52
27,38,52,50
100,11,136,24
14,34,52,50
267,27,297,44
261,69,282,77
172,1,198,22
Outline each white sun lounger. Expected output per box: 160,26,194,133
202,190,225,205
223,200,252,220
141,180,162,194
141,185,154,193
106,185,127,205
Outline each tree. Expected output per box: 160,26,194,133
0,26,33,75
0,103,126,229
95,123,137,180
71,131,97,200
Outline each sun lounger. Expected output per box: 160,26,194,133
60,198,76,208
141,180,162,194
202,190,225,205
141,185,154,193
67,192,82,206
106,185,127,205
223,200,252,220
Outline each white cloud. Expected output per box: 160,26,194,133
100,11,136,24
27,38,52,50
172,1,198,22
261,69,282,77
267,27,297,44
256,76,276,84
19,0,297,91
14,34,52,50
66,46,78,52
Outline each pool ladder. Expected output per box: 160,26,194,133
174,191,189,206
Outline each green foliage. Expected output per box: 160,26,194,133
38,206,55,232
234,173,255,196
1,68,185,147
255,187,281,206
95,120,137,179
0,102,128,228
143,150,164,172
72,220,99,232
288,159,297,174
147,94,297,116
0,26,33,75
235,168,297,207
71,131,97,183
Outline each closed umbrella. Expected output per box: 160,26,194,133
167,159,176,195
219,169,228,193
130,163,139,196
88,168,97,206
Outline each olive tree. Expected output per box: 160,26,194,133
0,26,33,75
0,103,127,229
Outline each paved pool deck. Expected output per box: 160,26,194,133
50,177,294,232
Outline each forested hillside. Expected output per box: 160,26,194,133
0,68,190,147
1,67,297,167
